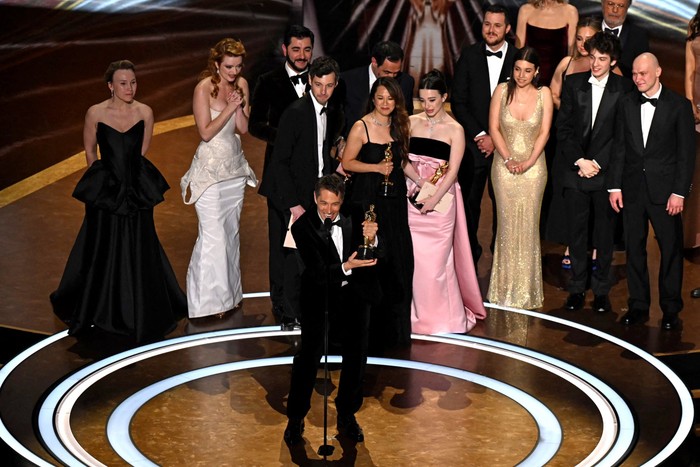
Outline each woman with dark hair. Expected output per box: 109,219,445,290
487,47,553,309
405,70,486,334
342,77,414,348
51,60,186,342
181,38,257,318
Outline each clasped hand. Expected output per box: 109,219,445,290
577,159,599,178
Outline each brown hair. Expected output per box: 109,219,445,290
689,4,700,41
201,38,246,98
104,60,135,83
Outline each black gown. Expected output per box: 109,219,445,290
50,120,187,343
348,122,414,349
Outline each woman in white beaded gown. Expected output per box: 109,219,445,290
181,38,257,318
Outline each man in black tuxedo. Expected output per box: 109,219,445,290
451,4,516,264
557,32,635,313
284,174,380,445
340,41,415,134
258,57,344,329
608,53,695,330
600,0,649,78
250,25,314,326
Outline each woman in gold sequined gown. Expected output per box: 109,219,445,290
487,47,553,309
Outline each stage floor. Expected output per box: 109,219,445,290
0,120,699,466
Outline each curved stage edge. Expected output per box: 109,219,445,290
0,302,692,466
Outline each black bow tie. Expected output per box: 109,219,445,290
323,217,341,229
290,72,308,85
604,27,619,36
485,49,503,58
640,95,658,107
320,107,327,115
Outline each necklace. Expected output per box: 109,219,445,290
370,113,391,127
426,112,446,135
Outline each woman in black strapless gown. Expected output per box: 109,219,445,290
341,77,414,349
51,60,186,343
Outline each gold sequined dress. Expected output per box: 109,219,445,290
487,84,547,309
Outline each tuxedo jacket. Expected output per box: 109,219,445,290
616,21,650,79
451,41,516,168
608,86,695,205
291,211,382,311
258,94,343,211
556,71,635,191
340,66,415,134
249,66,304,182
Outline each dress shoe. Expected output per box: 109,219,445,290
661,313,680,331
564,293,585,311
620,309,649,326
337,414,364,442
281,317,301,331
691,288,700,299
283,418,304,445
592,295,612,313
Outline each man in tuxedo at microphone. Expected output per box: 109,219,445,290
608,53,695,330
284,174,381,446
250,24,314,328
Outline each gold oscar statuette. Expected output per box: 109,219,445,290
378,143,395,197
356,204,377,260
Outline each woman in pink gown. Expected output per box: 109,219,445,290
404,70,487,334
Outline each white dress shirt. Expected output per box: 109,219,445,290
310,94,327,177
285,62,307,98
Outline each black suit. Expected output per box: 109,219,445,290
556,71,634,295
605,21,650,79
258,94,343,320
451,41,516,262
286,211,381,420
340,65,415,135
609,86,695,314
250,66,305,313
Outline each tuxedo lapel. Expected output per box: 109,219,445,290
591,79,619,140
477,48,492,97
303,96,320,175
577,81,593,148
628,95,645,152
646,88,670,152
340,215,352,261
274,68,302,103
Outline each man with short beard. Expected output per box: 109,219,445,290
451,4,516,264
250,25,314,329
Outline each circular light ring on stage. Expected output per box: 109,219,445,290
38,326,628,466
105,356,563,467
0,304,686,466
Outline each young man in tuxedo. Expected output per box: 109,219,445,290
557,32,635,313
340,40,415,134
600,0,649,78
250,25,314,328
258,57,345,330
608,53,695,330
451,3,516,264
284,174,380,445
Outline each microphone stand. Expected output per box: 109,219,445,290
317,217,335,458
